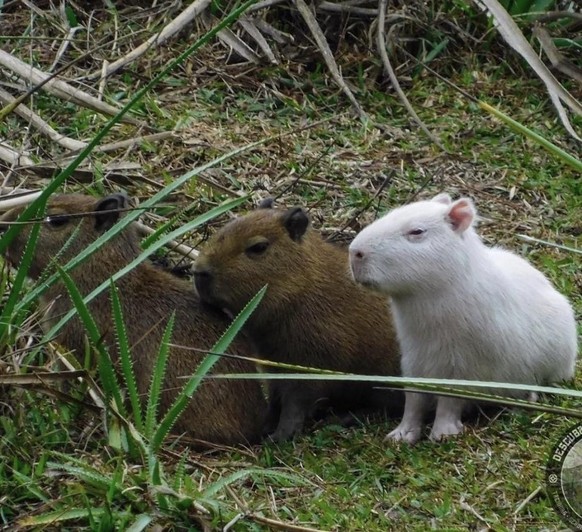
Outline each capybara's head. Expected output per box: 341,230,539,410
349,193,477,295
1,193,136,279
194,204,315,317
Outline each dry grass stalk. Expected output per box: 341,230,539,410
0,49,143,127
239,16,278,64
534,25,582,84
293,0,369,123
211,20,262,63
0,143,35,168
0,87,87,152
376,0,445,150
91,0,212,80
475,0,582,141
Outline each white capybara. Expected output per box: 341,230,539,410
349,193,578,444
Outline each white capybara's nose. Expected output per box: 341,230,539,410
350,247,365,260
348,246,366,281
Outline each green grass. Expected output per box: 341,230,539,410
1,4,581,530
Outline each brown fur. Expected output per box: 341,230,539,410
194,206,402,441
1,193,266,445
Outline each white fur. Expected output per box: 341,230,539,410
349,194,578,444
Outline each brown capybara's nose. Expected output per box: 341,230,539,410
193,267,213,299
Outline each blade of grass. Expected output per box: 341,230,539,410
10,470,49,502
384,385,582,418
46,461,115,493
140,202,198,250
202,468,309,499
0,200,44,343
126,515,153,532
209,372,582,400
55,265,124,416
17,509,109,527
150,285,268,452
479,100,582,171
110,280,144,432
144,313,175,438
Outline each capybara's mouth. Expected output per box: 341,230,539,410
193,272,213,301
198,291,233,319
358,278,381,292
193,274,229,310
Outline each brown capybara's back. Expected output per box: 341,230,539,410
1,193,266,445
194,204,402,441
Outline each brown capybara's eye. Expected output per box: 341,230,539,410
45,215,70,228
245,241,269,256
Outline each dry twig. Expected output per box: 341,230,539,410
533,10,582,23
214,24,262,63
66,132,177,156
0,143,35,168
247,0,288,13
0,49,143,127
293,0,369,123
248,514,328,532
239,16,278,64
534,25,582,84
474,0,582,141
252,18,294,44
317,1,378,16
0,190,41,211
0,87,87,152
376,0,445,149
91,0,212,80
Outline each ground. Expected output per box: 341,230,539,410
0,3,581,530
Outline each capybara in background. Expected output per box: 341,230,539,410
1,193,267,445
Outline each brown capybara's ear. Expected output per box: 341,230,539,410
94,193,128,232
281,207,309,242
258,197,275,209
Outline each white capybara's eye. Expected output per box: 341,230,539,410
405,228,426,242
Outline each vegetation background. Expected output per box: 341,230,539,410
0,0,580,530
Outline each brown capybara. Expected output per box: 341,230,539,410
193,202,402,442
1,193,267,446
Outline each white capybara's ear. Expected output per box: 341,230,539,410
431,193,452,205
447,198,475,233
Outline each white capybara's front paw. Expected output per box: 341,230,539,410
429,419,464,442
385,423,422,445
